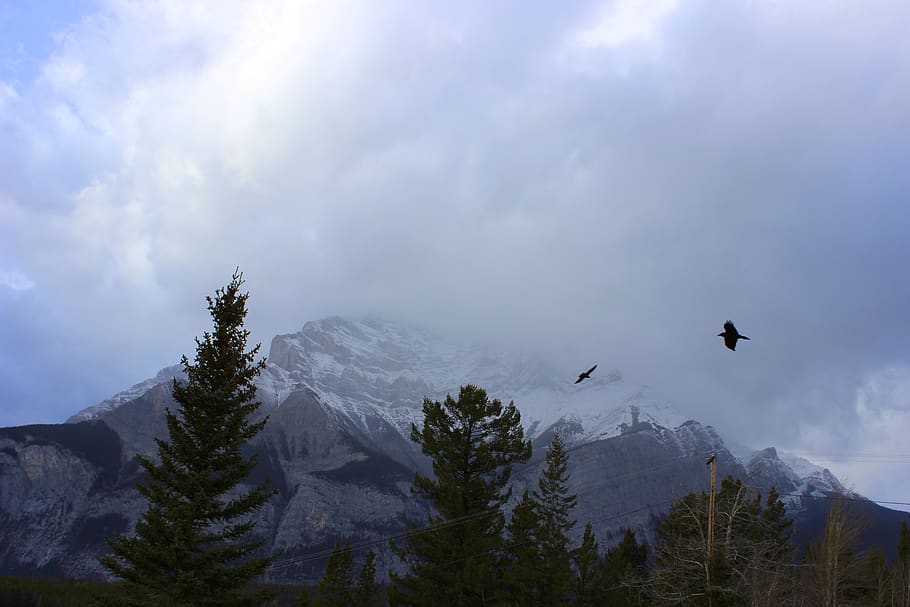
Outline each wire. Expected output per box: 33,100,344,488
742,486,910,508
268,449,910,574
267,507,501,571
266,454,701,572
786,453,910,464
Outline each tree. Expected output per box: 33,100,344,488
101,270,273,606
649,477,793,607
572,523,604,607
803,498,867,607
314,541,354,607
895,522,910,607
744,487,794,607
863,546,889,607
389,385,532,607
502,491,544,607
532,432,577,606
354,550,384,607
603,528,647,607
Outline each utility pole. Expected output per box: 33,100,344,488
706,451,717,557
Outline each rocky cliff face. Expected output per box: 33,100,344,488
0,316,892,581
0,422,138,578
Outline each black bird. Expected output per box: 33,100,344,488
718,320,750,351
575,364,597,384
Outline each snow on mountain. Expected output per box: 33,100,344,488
261,316,688,445
729,445,854,511
779,451,850,497
67,364,185,423
68,316,840,501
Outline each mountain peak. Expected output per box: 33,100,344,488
70,315,688,445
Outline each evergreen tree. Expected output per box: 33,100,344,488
603,528,647,607
532,432,577,606
354,550,383,607
314,541,354,607
572,523,603,607
295,587,312,607
896,522,910,607
502,491,544,607
389,385,532,607
101,270,273,607
649,477,793,606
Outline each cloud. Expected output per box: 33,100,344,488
0,268,34,291
0,0,909,510
574,0,679,48
790,366,910,509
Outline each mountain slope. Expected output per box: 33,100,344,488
2,316,904,580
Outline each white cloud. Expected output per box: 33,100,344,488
791,366,910,507
0,268,35,291
1,0,910,507
574,0,679,48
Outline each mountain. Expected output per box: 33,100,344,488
1,316,906,582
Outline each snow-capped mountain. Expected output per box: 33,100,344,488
3,316,901,582
71,316,688,447
67,364,186,423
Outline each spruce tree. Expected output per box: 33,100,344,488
502,491,544,607
572,523,603,607
603,528,647,606
354,550,383,607
897,522,910,607
100,270,273,606
314,541,354,607
533,431,577,606
389,384,531,607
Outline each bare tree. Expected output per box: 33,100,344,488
648,478,794,607
802,498,867,607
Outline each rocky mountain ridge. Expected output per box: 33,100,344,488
1,316,899,582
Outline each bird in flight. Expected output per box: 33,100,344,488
718,321,750,351
575,364,597,384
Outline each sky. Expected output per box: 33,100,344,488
2,0,910,509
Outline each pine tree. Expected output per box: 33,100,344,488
389,384,532,607
896,522,910,607
354,550,383,607
502,491,544,607
532,432,577,606
100,270,273,606
603,528,647,607
295,587,312,607
572,523,603,607
314,541,354,607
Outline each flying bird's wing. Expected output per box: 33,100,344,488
575,364,597,383
723,320,735,333
724,335,738,350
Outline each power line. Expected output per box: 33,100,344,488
266,454,701,572
267,507,501,571
750,488,910,508
268,451,910,574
